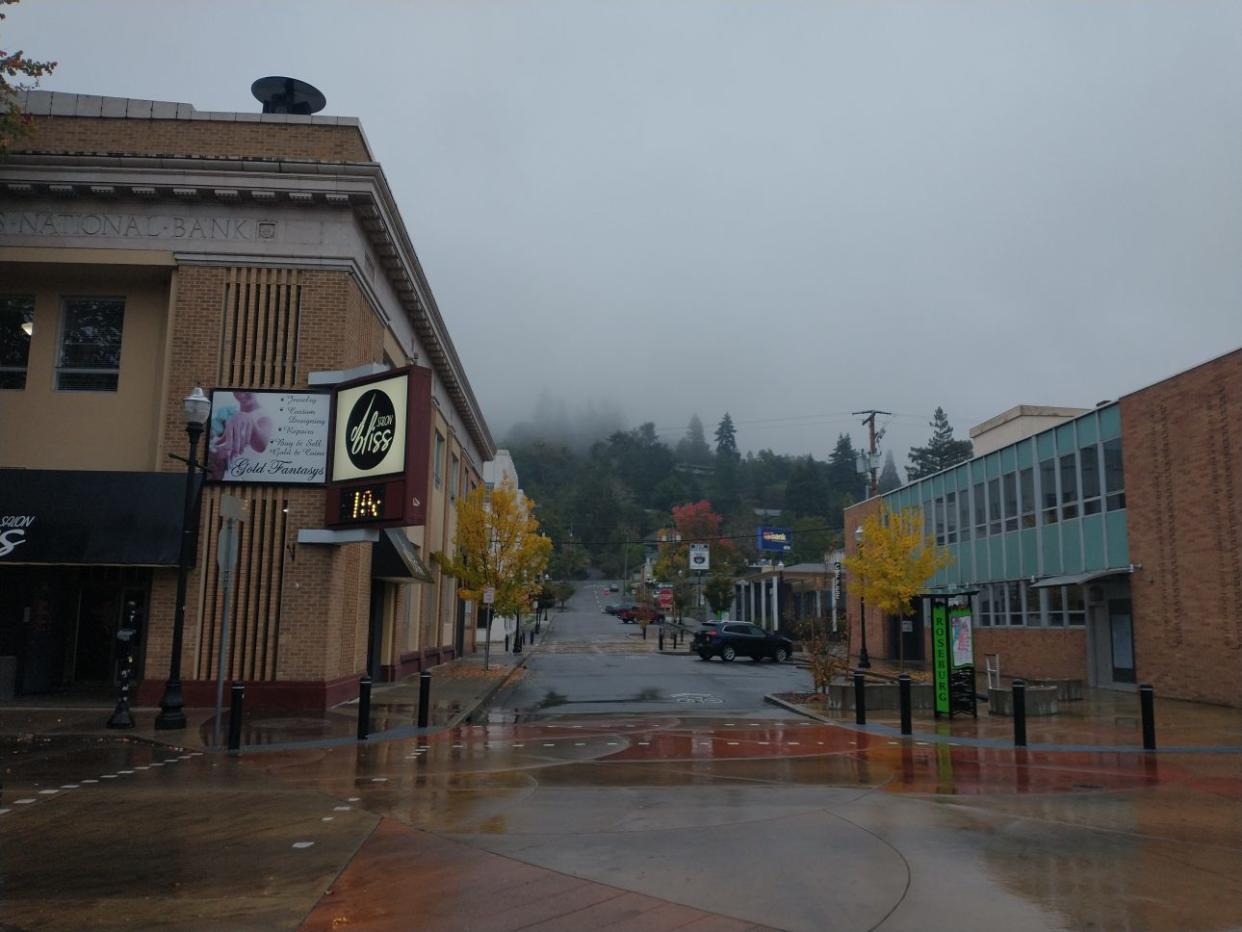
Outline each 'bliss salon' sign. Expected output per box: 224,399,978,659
331,374,409,482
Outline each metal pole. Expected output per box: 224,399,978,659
857,593,871,668
357,675,372,742
483,605,492,672
1012,678,1027,747
227,681,245,752
899,672,912,735
156,423,204,729
417,670,432,729
1139,683,1156,751
212,558,234,748
854,670,866,726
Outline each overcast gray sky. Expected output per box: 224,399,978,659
12,0,1242,467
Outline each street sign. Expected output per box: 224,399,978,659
482,586,495,605
689,543,710,571
657,587,674,610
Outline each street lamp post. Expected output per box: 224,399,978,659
155,386,212,730
854,525,871,669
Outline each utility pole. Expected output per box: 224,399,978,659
851,409,892,498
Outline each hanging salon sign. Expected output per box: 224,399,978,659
207,389,329,484
325,367,432,528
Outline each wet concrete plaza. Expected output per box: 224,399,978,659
2,587,1240,930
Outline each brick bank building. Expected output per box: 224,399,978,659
844,348,1242,708
0,90,495,711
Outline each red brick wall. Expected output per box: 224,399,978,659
971,628,1088,681
1122,348,1242,706
20,115,371,163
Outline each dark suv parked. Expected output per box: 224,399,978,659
692,622,793,663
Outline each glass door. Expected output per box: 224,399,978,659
1108,599,1135,684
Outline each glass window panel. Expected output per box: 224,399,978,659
0,296,34,390
1040,458,1058,525
987,478,1001,535
1002,473,1018,532
1046,585,1064,626
57,297,124,391
1019,467,1036,529
979,585,991,627
958,492,971,542
973,482,987,537
946,491,957,544
1008,581,1023,626
934,497,946,545
1059,452,1078,520
1066,585,1086,626
1103,438,1125,511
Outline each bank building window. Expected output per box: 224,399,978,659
57,297,125,391
0,296,34,390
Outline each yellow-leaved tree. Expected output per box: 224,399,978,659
434,480,552,668
843,505,951,667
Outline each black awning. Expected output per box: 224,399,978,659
371,527,433,582
0,469,186,566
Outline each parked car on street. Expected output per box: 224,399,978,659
692,622,792,663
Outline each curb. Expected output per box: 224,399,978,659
450,617,554,728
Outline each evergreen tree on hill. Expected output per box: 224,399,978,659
906,407,973,481
878,450,902,493
676,414,713,466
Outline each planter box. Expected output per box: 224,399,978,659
827,681,934,711
1029,678,1084,701
987,685,1058,716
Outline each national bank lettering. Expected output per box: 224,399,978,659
0,211,277,241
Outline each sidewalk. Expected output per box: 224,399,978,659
0,631,540,753
768,683,1242,753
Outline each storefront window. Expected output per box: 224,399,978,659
0,295,34,390
1066,585,1086,625
57,297,125,391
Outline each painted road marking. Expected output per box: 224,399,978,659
292,841,315,849
333,806,351,811
117,770,134,775
371,777,388,783
348,797,361,802
100,774,117,779
60,784,80,789
543,743,555,747
0,808,10,815
321,816,334,822
81,779,98,784
38,789,58,795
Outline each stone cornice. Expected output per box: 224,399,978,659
0,152,495,459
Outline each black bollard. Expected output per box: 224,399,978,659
417,670,432,729
1140,683,1156,750
227,682,245,752
658,628,664,651
898,673,912,736
107,621,138,729
357,675,372,742
1012,678,1027,747
854,670,866,726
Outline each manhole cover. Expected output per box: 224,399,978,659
671,693,723,704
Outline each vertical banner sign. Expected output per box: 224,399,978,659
932,601,950,716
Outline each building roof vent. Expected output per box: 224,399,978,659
250,76,326,115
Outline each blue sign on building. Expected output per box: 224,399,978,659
756,527,793,552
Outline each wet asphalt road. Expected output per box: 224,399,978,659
491,581,808,719
4,580,1241,931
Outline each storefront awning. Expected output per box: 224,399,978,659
372,527,433,583
1031,569,1129,589
0,469,186,566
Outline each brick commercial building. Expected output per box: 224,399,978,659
0,89,496,712
844,348,1242,707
